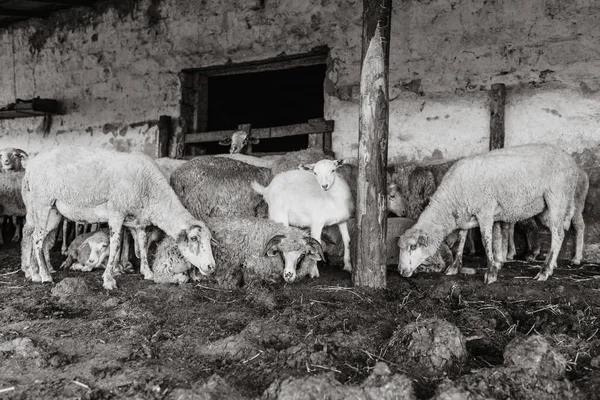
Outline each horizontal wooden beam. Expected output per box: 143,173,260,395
29,0,92,4
182,46,329,77
184,119,334,144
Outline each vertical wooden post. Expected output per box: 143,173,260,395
489,83,506,151
355,0,392,288
157,115,172,158
238,123,253,153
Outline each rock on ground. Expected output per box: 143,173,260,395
385,318,467,378
51,277,92,298
168,374,247,400
503,335,567,379
262,361,415,400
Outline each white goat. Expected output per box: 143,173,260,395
21,145,217,290
251,159,354,274
218,130,259,154
397,143,583,284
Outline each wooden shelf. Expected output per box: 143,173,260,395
0,98,62,119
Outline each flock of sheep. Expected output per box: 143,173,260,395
0,129,590,291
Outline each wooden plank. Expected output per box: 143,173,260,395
157,115,171,158
184,119,334,144
489,83,506,151
181,46,329,76
194,74,208,133
354,0,392,289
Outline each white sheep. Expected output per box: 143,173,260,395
152,217,324,287
0,148,28,243
218,130,259,154
251,159,354,274
213,153,276,169
397,143,584,284
21,145,217,290
59,228,110,272
0,170,26,245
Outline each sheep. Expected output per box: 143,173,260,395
170,156,272,219
0,148,28,244
252,159,354,274
213,153,275,169
397,143,583,284
0,170,26,245
218,130,259,154
20,145,216,290
152,217,324,287
59,228,110,272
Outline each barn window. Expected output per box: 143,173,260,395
179,47,333,157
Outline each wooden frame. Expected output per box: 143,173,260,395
177,47,332,158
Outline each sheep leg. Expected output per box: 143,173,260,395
480,215,502,285
118,228,133,274
44,228,57,273
10,216,21,243
466,229,476,255
534,201,567,281
520,218,541,261
131,227,141,259
61,219,69,255
571,211,585,265
506,223,516,261
136,228,154,280
309,223,325,278
21,219,33,279
103,218,124,290
444,230,475,275
338,221,352,273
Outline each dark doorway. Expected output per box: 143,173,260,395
184,62,327,156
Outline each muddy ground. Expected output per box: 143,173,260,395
1,239,600,400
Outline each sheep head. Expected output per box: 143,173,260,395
299,159,346,191
263,234,324,283
218,131,259,154
176,224,216,276
387,183,406,217
397,228,434,277
84,233,110,270
0,148,28,171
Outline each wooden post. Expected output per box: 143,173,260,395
354,0,392,288
238,123,253,153
489,83,506,151
157,115,172,158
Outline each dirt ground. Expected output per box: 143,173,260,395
1,238,600,400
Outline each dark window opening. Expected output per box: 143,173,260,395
185,63,327,155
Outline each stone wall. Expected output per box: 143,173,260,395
0,0,599,260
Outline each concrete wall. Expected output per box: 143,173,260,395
0,0,599,259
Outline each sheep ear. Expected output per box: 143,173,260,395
249,137,260,144
298,163,315,171
263,234,285,257
218,138,232,146
417,234,428,247
333,159,345,168
304,237,324,261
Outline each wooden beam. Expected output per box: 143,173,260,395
354,0,392,288
29,0,92,5
184,119,334,144
489,83,506,151
157,115,172,158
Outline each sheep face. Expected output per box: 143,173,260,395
299,159,345,191
387,183,406,216
397,228,432,277
0,148,28,171
85,237,110,270
176,225,216,276
263,235,324,283
218,131,259,154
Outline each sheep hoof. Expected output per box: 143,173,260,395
61,249,68,256
571,258,582,266
343,263,352,273
533,271,549,281
30,273,42,282
11,236,20,243
143,271,155,280
445,265,459,275
39,273,53,283
103,276,117,290
459,267,476,275
483,272,497,285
